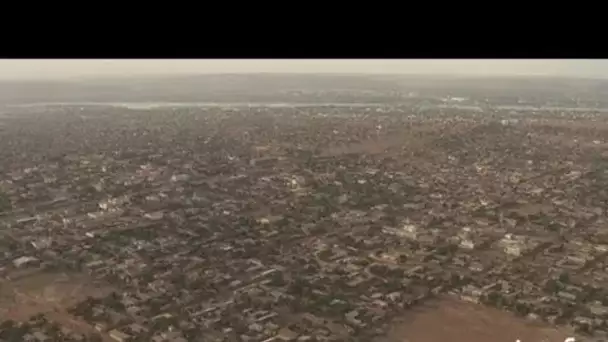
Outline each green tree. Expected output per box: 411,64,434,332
485,291,503,308
543,278,561,294
88,333,103,342
558,272,571,284
576,322,591,335
0,191,11,212
514,302,530,317
0,319,15,331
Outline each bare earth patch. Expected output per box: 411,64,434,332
0,271,114,340
378,296,576,342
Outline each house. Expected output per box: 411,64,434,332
277,327,298,341
109,329,131,342
13,256,39,268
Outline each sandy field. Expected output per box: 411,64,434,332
0,271,114,340
378,296,576,342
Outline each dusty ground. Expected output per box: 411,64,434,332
320,126,448,158
0,271,114,340
378,296,576,342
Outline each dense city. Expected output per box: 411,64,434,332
1,97,608,342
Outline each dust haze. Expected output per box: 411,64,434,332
0,59,607,342
1,59,608,80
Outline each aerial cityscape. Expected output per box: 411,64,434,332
2,63,608,342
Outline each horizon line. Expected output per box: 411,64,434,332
0,72,605,82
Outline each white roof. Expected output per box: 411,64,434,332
13,256,38,267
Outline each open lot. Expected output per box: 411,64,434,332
380,297,576,342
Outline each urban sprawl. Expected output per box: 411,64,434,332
1,100,608,342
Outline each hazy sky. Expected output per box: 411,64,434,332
0,59,606,80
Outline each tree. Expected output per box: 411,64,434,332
268,272,287,287
576,322,591,335
369,264,389,277
558,272,571,284
88,333,103,342
287,278,309,296
0,191,11,212
514,302,530,317
5,323,29,341
0,319,15,331
484,291,503,308
559,305,576,321
543,278,561,294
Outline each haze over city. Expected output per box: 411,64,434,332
0,59,607,79
1,59,608,342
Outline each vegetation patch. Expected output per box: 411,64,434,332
0,191,11,212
